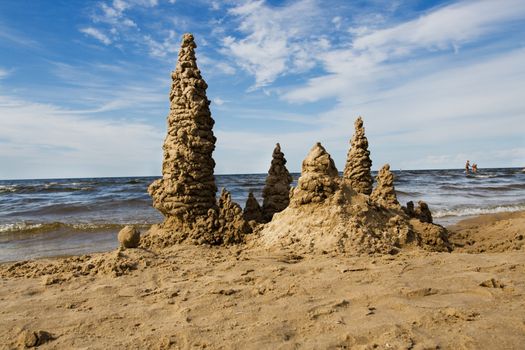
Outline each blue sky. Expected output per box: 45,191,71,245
0,0,524,179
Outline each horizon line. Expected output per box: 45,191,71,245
1,166,522,182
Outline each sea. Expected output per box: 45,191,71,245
1,168,524,263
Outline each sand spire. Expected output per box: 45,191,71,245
262,143,293,221
414,201,433,223
243,192,263,223
216,189,251,244
344,116,373,195
291,142,339,206
146,33,237,245
370,164,401,210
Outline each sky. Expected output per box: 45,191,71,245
0,0,524,179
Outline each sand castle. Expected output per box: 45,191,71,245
260,120,450,254
143,33,449,254
262,143,293,222
143,33,249,247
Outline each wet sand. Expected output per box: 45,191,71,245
1,211,524,349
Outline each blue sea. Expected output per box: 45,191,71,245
1,168,524,262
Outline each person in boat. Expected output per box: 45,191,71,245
472,163,477,173
465,160,470,174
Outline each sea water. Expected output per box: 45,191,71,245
1,168,524,262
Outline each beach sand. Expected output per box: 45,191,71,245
1,211,524,349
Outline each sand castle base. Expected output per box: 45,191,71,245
260,185,450,255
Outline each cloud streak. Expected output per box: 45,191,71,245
0,68,10,79
80,27,112,45
285,0,525,103
221,0,327,88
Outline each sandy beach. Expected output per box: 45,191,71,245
1,210,524,349
1,16,524,350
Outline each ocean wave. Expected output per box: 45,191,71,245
471,174,499,179
439,183,525,192
433,204,525,218
395,190,423,196
0,221,149,235
11,197,151,217
0,222,120,233
0,185,17,193
0,184,96,194
0,178,153,194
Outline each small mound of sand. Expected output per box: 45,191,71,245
18,329,54,348
0,248,154,281
448,211,525,253
118,225,141,248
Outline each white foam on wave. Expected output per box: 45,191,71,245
433,204,525,218
0,185,17,193
0,222,44,233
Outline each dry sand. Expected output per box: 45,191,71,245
1,211,524,349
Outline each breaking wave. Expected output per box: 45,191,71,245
433,204,525,218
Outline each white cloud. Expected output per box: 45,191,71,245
81,0,184,60
210,1,220,11
83,0,162,45
198,54,236,76
96,1,136,27
213,97,225,106
113,0,129,12
0,24,40,48
139,0,158,6
0,68,9,79
222,0,326,88
295,48,525,170
80,27,112,45
332,16,342,29
285,0,525,103
0,94,163,179
143,30,179,58
353,0,525,53
215,62,236,75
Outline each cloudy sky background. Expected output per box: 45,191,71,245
0,0,524,179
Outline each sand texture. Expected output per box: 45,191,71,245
2,211,525,349
448,210,525,253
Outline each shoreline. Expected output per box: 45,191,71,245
1,209,524,264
